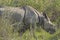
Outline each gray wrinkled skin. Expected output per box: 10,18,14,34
0,6,56,34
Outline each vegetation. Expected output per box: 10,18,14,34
0,0,60,40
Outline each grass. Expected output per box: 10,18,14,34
0,0,60,40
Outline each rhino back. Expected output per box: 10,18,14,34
0,7,25,24
24,6,39,25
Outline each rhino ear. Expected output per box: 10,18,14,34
43,12,48,20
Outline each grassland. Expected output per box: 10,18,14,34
0,0,60,40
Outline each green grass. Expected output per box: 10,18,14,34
0,0,60,40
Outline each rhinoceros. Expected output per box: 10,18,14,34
0,5,56,35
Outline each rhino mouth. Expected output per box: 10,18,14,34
46,28,56,34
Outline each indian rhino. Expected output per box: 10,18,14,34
0,5,56,35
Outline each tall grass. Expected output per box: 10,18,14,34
0,0,60,40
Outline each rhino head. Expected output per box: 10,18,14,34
38,12,56,34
